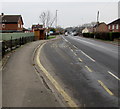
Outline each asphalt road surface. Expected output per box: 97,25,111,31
2,40,63,107
40,35,119,107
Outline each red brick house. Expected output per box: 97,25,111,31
0,13,24,32
107,18,120,32
93,22,108,33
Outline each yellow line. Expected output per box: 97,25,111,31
36,43,78,107
98,80,114,96
78,58,82,62
85,66,92,72
108,71,120,81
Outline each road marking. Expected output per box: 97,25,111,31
74,53,77,56
73,45,77,49
98,80,114,96
36,43,78,107
81,51,95,62
62,36,68,42
85,66,92,72
71,49,73,52
108,71,120,81
78,58,82,62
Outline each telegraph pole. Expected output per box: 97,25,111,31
56,10,58,28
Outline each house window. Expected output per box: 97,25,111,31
116,24,119,29
2,24,5,28
112,25,114,29
108,25,111,29
18,24,20,28
21,25,23,28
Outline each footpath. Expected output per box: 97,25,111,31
2,40,63,107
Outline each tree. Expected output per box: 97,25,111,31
39,11,55,28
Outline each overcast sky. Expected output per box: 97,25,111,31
0,0,119,28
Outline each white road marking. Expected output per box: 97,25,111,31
73,45,77,49
108,71,120,81
78,58,82,62
81,51,95,62
62,36,68,42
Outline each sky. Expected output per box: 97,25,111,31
0,0,119,28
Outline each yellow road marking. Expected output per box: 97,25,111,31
36,43,78,107
78,58,82,62
108,71,120,81
85,66,92,72
98,80,114,96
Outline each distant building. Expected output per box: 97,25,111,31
107,18,120,32
82,27,89,33
93,22,108,33
32,24,43,32
0,13,24,32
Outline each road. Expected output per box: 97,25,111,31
2,40,63,107
40,35,119,107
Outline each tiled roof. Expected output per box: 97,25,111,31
108,18,120,25
0,15,23,24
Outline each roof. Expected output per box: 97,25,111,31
0,15,24,24
32,24,43,29
94,22,106,28
108,18,120,25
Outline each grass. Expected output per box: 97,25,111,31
47,35,56,39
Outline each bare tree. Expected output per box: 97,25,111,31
39,11,55,28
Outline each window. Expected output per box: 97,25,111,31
112,25,114,29
21,25,23,28
108,25,111,29
2,24,5,28
18,24,20,28
116,24,119,29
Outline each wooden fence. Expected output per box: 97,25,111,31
2,36,35,57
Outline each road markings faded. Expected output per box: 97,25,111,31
98,80,114,96
81,51,95,62
36,43,78,107
108,71,120,81
78,58,82,62
73,45,77,49
85,66,92,72
74,53,77,56
71,49,73,52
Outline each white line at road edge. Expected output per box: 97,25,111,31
36,43,78,107
81,51,95,62
108,71,120,81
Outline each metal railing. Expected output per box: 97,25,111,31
2,36,35,57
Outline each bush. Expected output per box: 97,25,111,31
82,32,120,41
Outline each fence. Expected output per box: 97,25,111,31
0,32,34,41
2,36,35,57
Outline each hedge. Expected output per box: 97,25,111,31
83,32,120,41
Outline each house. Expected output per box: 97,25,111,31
32,24,46,40
107,18,120,32
0,13,24,33
82,27,93,33
93,22,108,33
32,24,43,32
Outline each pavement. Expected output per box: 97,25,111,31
2,40,64,107
40,35,119,107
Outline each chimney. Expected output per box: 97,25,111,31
1,13,4,16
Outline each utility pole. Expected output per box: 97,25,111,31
56,10,58,28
